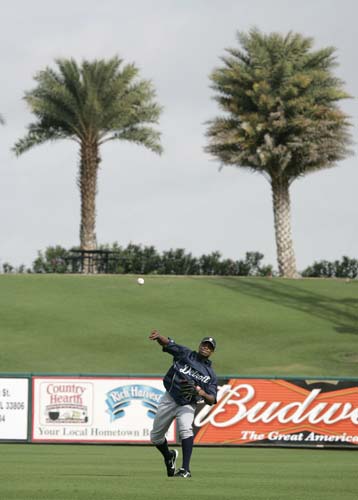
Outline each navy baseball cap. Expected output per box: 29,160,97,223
200,336,216,350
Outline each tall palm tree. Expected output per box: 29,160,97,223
205,30,352,277
14,56,162,265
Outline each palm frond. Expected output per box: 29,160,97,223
102,126,163,154
13,123,72,156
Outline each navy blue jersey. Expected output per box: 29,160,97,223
162,340,218,406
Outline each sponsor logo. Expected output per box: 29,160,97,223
42,382,92,425
106,384,164,421
194,379,358,445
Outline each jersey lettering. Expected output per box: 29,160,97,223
179,364,211,383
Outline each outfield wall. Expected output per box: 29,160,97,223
1,374,358,449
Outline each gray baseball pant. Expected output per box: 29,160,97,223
150,391,196,444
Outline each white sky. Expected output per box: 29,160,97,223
1,0,357,271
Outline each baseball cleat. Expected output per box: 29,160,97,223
174,468,192,478
165,449,178,477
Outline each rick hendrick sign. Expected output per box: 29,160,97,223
193,378,358,448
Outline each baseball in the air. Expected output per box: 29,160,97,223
137,278,145,285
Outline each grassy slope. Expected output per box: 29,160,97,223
0,444,357,500
0,274,357,377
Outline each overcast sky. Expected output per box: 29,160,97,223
1,0,357,271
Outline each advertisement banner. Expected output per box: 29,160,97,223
32,376,175,443
193,378,358,448
0,378,29,441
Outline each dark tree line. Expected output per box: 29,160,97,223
301,257,358,279
3,244,357,278
4,244,273,277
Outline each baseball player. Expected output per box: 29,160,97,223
149,329,218,478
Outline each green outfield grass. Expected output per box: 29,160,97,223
0,274,357,377
0,444,357,500
1,275,358,499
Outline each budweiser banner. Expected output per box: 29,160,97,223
193,378,358,448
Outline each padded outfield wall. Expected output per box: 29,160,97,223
1,374,358,448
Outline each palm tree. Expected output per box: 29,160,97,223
205,30,352,278
14,56,162,268
0,114,5,125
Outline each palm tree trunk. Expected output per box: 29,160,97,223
79,141,100,273
271,177,299,278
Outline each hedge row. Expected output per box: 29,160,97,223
2,244,357,278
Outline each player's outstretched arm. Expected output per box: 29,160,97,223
149,330,170,347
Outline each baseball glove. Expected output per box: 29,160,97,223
179,379,197,399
